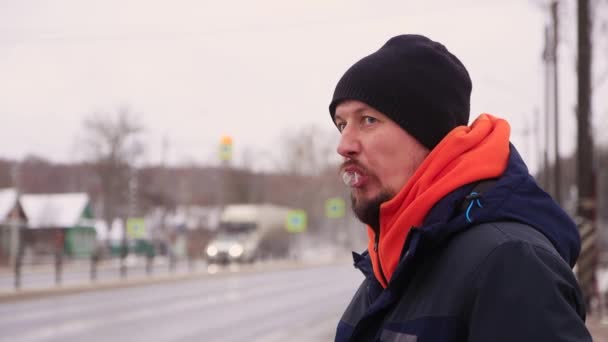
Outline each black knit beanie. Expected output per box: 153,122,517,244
329,34,472,150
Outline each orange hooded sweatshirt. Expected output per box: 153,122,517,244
368,114,511,288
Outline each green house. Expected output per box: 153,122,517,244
21,193,96,258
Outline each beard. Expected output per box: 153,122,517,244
351,191,393,231
340,159,393,230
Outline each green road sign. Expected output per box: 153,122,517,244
325,197,346,219
286,210,307,233
126,218,146,239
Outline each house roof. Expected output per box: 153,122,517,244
0,188,18,221
21,193,91,229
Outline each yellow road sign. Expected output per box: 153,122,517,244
286,210,307,233
126,218,146,239
219,135,233,161
326,197,346,219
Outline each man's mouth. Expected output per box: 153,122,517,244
342,171,360,186
341,166,368,188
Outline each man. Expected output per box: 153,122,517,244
329,34,592,341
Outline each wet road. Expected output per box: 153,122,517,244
0,262,361,342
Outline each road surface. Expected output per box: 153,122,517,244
0,262,361,342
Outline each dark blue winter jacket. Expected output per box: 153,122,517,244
335,146,592,341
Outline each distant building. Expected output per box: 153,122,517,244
165,205,221,232
0,188,27,265
21,193,96,258
148,205,220,258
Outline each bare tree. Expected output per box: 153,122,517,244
269,124,344,236
81,107,144,227
278,124,340,177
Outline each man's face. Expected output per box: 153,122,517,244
334,100,429,228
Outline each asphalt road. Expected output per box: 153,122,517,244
0,262,362,342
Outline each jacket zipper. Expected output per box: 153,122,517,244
373,231,388,286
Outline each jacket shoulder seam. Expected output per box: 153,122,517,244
467,237,561,288
486,222,560,259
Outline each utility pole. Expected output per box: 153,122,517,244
155,135,169,275
9,164,19,268
534,108,543,174
576,0,593,222
550,1,562,205
10,163,23,289
575,0,596,309
542,25,552,192
120,166,138,279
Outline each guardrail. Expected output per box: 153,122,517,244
1,253,207,292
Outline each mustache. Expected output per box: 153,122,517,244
339,159,368,175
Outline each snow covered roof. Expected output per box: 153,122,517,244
21,193,92,229
0,188,18,221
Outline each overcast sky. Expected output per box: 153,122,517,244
1,0,605,173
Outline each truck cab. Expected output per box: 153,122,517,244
205,204,291,264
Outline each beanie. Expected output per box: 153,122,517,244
329,34,472,150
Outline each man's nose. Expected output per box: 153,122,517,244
337,126,361,158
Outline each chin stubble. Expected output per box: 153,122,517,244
351,191,393,232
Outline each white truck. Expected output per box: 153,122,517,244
205,204,292,263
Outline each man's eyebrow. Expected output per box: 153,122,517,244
334,105,369,122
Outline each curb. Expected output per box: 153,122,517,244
0,271,210,303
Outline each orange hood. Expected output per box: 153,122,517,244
368,113,511,288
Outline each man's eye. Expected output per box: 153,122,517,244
336,122,346,132
363,116,377,124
